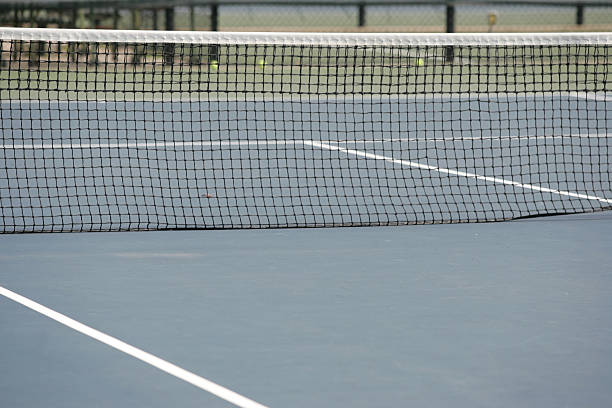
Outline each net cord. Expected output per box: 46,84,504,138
1,27,612,46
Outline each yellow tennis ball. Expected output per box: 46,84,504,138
209,60,218,71
257,58,266,68
416,58,425,66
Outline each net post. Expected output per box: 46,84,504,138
209,3,219,65
112,8,119,29
165,7,175,30
163,7,175,65
576,4,585,25
28,4,46,67
445,3,455,63
358,3,366,27
71,7,78,28
131,9,139,30
211,3,218,31
112,8,119,61
189,5,195,30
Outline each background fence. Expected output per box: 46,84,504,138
0,0,611,33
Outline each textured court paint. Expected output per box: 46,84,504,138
306,140,612,205
0,286,269,408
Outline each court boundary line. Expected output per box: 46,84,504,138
2,135,610,205
304,140,612,205
0,286,269,408
3,92,611,104
2,133,610,150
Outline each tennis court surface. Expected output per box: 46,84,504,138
1,215,612,408
1,28,612,407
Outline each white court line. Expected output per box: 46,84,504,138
2,135,610,205
567,92,612,103
304,140,612,205
0,286,269,408
0,140,304,150
333,133,612,144
1,133,610,150
2,91,612,104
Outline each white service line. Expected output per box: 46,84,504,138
332,133,612,144
0,140,304,150
304,140,612,205
3,91,612,105
2,133,610,150
0,286,269,408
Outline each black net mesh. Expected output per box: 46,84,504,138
1,31,611,232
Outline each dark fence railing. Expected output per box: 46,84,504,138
1,0,611,32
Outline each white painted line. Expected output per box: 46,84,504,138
304,140,612,205
0,140,305,150
332,133,612,144
1,133,609,150
0,286,269,408
2,92,611,104
567,92,612,103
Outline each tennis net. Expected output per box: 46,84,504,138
1,28,611,233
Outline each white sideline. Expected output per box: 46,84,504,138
0,286,269,408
